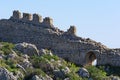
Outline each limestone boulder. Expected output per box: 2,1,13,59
32,75,53,80
7,51,17,59
21,59,33,69
15,42,39,56
0,43,3,49
16,64,26,73
0,52,4,59
64,78,70,80
61,67,70,74
32,75,42,80
22,54,30,60
109,75,120,80
0,67,17,80
53,67,70,79
78,68,89,78
39,49,53,56
53,70,65,79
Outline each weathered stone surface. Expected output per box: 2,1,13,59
78,68,89,78
11,10,21,19
16,64,26,73
39,49,53,56
0,10,120,66
32,75,42,80
61,67,70,74
0,52,4,59
15,42,39,56
32,75,53,80
7,50,18,59
53,67,70,79
23,13,32,21
33,14,42,23
64,78,70,80
15,71,24,79
67,25,76,35
53,70,65,79
0,43,3,48
43,17,53,26
21,59,33,69
0,67,17,80
109,75,120,80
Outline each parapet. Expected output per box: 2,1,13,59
67,26,76,35
43,17,53,25
10,10,54,26
11,10,21,19
33,14,42,23
22,13,32,21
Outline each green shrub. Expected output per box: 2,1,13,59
42,54,59,61
97,65,120,76
107,66,120,76
0,59,10,69
66,73,82,80
31,56,48,68
0,59,19,75
0,42,14,55
24,68,46,80
86,66,107,80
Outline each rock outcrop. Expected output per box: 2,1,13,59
0,10,120,66
78,68,89,78
15,42,39,56
0,67,17,80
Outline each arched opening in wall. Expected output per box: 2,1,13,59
85,51,97,66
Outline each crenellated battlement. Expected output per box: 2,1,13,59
10,10,53,26
43,17,53,25
67,25,76,35
1,10,120,67
11,10,21,19
22,13,32,21
33,14,42,23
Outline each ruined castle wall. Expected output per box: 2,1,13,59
0,19,120,66
0,11,120,66
43,17,53,25
10,10,21,19
33,14,42,23
10,10,53,27
22,13,32,21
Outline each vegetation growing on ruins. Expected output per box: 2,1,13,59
0,42,120,80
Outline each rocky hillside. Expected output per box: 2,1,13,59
0,42,120,80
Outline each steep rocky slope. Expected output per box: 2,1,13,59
0,42,120,80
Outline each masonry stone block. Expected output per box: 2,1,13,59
12,10,21,19
33,14,42,23
43,17,53,25
23,13,32,21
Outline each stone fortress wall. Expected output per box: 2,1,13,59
10,10,53,27
0,10,120,66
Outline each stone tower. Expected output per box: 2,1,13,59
43,17,53,26
67,26,76,35
33,14,42,23
11,10,21,19
22,13,32,21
